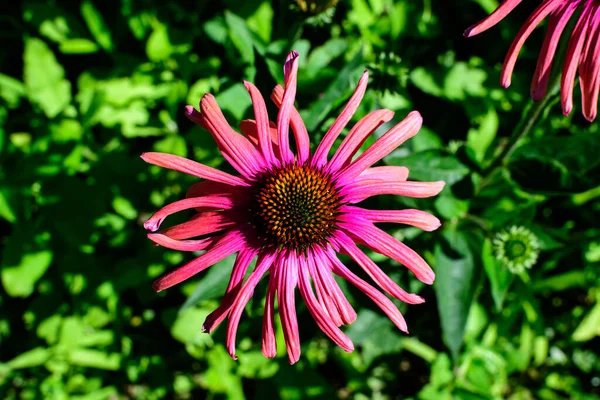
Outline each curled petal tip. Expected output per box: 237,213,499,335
184,105,195,114
463,26,475,38
151,280,165,293
287,50,300,60
143,219,161,232
583,112,596,122
501,78,511,89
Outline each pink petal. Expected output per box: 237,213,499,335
277,250,301,364
141,152,248,187
500,0,563,89
338,217,436,285
336,111,423,185
464,0,524,37
342,206,441,232
196,96,266,179
144,196,234,232
306,254,343,327
530,2,579,101
561,3,594,116
355,166,409,183
244,81,277,165
271,85,310,164
239,119,280,152
324,247,408,333
147,233,218,251
341,180,446,203
310,249,357,325
152,230,246,292
579,7,600,121
261,266,278,358
312,71,369,169
297,255,354,352
160,211,236,240
327,109,395,174
226,251,277,360
333,231,425,304
202,248,258,333
276,51,300,165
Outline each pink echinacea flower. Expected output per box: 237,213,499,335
465,0,600,121
142,51,444,364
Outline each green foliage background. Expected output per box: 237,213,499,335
1,0,599,399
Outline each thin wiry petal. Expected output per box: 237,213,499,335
144,196,234,232
277,250,301,364
341,180,445,204
147,233,217,252
271,85,310,164
342,206,441,232
464,0,524,37
261,266,278,358
312,71,369,168
244,81,277,165
277,51,300,165
160,211,236,240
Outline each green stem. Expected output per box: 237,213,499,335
482,75,562,176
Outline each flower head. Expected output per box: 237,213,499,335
465,0,600,121
142,51,444,363
493,226,540,273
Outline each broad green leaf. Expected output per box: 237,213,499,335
203,345,245,400
572,301,600,342
179,255,237,313
2,250,53,297
23,38,72,118
171,307,213,347
389,150,469,186
0,188,16,223
246,1,273,43
224,11,255,64
410,67,443,97
146,24,173,62
215,83,252,121
0,73,27,108
5,347,51,369
443,62,487,100
69,349,121,370
112,196,137,220
346,309,403,366
80,0,114,51
434,228,478,360
59,38,99,54
482,239,513,311
467,107,498,164
50,119,84,142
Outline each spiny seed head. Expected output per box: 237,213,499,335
252,165,341,250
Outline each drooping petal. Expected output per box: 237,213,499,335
561,3,594,115
464,0,524,37
276,51,300,165
324,247,408,333
147,233,218,252
186,181,246,201
226,251,277,360
336,111,423,185
499,0,564,89
244,81,277,165
310,249,357,325
306,254,343,326
239,119,279,151
297,255,354,352
271,85,310,164
141,152,248,187
196,95,266,179
579,6,600,121
144,196,234,232
202,248,259,333
355,166,409,184
341,180,445,203
333,231,425,304
152,230,246,292
277,250,301,364
161,211,236,240
327,109,395,174
342,206,441,232
311,71,369,168
262,266,278,358
530,1,579,101
338,216,436,285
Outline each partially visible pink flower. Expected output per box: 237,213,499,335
142,51,444,364
465,0,600,121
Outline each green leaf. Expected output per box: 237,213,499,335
482,239,513,311
50,119,84,142
304,49,363,132
215,83,252,122
23,38,72,118
224,11,255,64
179,255,237,313
80,0,114,51
112,196,137,220
146,24,173,62
388,150,469,186
1,250,53,297
434,228,478,360
467,108,498,164
0,73,27,108
443,62,487,100
5,347,51,369
59,38,99,54
572,300,600,342
69,349,121,370
246,1,274,43
346,309,403,366
0,188,16,223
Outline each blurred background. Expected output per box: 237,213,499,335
1,0,599,399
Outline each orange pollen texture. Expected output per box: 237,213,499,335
253,164,341,250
